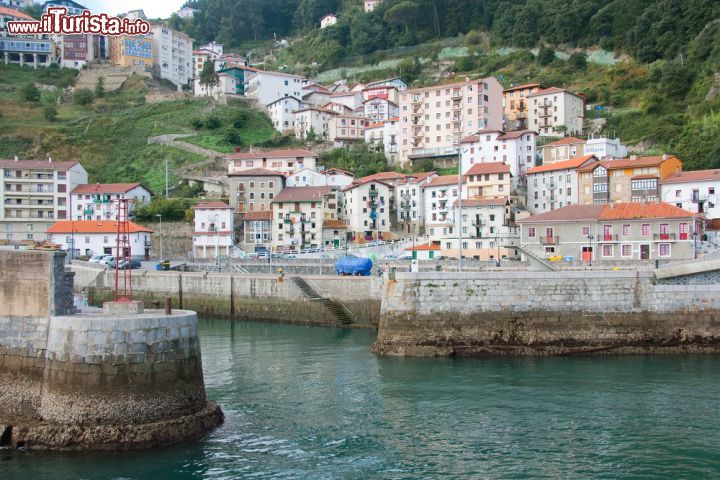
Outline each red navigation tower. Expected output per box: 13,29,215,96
114,198,133,302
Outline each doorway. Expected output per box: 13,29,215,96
581,246,593,263
640,244,650,260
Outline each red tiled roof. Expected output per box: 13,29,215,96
398,171,437,184
324,168,355,177
193,202,232,210
0,159,80,170
464,162,511,176
0,6,34,20
455,198,508,208
661,169,720,184
71,183,142,194
322,220,347,229
366,121,384,129
517,204,605,223
242,210,273,221
598,202,696,220
503,83,543,92
405,243,441,251
423,175,459,188
631,174,659,180
228,167,285,177
272,186,331,202
497,130,537,140
357,171,407,182
527,155,597,175
529,87,582,97
576,155,679,173
225,149,318,160
543,136,585,147
47,220,152,234
518,202,697,224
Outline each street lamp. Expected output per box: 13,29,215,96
586,234,594,266
458,146,468,272
155,214,163,263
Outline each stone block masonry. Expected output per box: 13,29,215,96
374,271,720,357
0,250,222,450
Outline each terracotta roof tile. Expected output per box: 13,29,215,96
527,155,597,175
497,130,537,140
543,136,585,147
503,83,543,92
225,149,318,160
423,175,459,188
228,167,285,177
193,202,232,210
242,210,273,221
71,183,143,194
47,220,152,234
405,243,441,251
464,162,511,176
517,204,605,223
0,6,34,20
598,202,696,220
0,159,80,170
272,186,331,202
322,220,347,229
661,169,720,184
455,198,508,208
576,155,679,173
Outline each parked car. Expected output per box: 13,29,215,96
99,255,115,266
88,255,105,264
118,260,142,270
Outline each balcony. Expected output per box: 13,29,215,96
602,234,618,242
654,233,677,241
368,189,378,198
83,209,94,215
692,194,707,203
540,236,559,245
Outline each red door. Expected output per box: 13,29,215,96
679,223,689,240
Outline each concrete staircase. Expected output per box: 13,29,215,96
74,63,149,92
515,246,558,271
290,277,353,325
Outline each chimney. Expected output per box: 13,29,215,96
630,155,637,160
662,153,668,160
14,156,18,162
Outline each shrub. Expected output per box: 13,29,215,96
20,83,41,104
73,88,94,105
537,46,556,66
568,52,588,70
43,104,57,121
205,115,221,129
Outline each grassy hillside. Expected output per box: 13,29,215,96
0,64,278,193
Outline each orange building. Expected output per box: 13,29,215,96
108,34,153,68
503,83,544,130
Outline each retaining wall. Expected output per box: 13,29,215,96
81,269,383,327
374,271,720,357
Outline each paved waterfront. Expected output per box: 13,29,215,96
2,319,720,478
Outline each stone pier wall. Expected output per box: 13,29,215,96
374,271,720,357
75,268,383,327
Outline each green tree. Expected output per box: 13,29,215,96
198,59,219,95
536,46,556,65
73,88,94,106
20,83,41,104
305,126,317,142
568,52,588,70
383,1,419,27
319,144,389,178
95,76,105,98
43,104,57,122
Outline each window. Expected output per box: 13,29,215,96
642,224,650,236
581,226,590,236
659,243,671,257
621,244,633,257
602,244,614,257
622,224,631,236
527,227,536,238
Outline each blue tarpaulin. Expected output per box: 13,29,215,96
335,256,373,276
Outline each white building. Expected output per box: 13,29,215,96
151,25,193,90
267,96,301,133
0,158,88,242
423,175,463,243
329,91,364,111
192,202,234,259
47,220,152,259
460,129,537,191
342,177,393,242
329,114,367,146
271,186,334,252
526,154,597,214
395,172,437,234
661,169,720,219
193,72,239,99
245,70,305,106
365,117,399,164
320,14,338,29
294,106,336,141
226,149,318,176
584,137,628,159
176,6,198,18
71,183,151,221
363,96,399,123
302,90,332,107
527,87,585,137
286,168,355,188
364,0,382,12
1,0,34,9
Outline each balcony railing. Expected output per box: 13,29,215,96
654,233,677,241
540,236,559,245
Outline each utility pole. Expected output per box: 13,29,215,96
155,214,163,263
457,148,466,272
165,158,169,199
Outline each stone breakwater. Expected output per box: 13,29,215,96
373,271,720,357
0,250,222,450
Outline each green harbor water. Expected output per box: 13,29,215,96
2,319,720,479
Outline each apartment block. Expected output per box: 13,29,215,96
365,118,399,164
226,168,285,214
226,149,318,177
294,107,335,141
503,83,544,131
398,77,504,165
661,169,720,219
541,136,586,165
271,186,334,252
577,155,682,205
108,34,153,68
242,210,272,253
192,202,234,259
71,183,151,221
460,129,537,190
423,175,462,243
47,220,152,259
463,162,511,199
0,159,88,241
395,172,436,235
267,96,301,133
343,178,393,242
245,70,305,106
528,87,585,137
151,25,193,90
526,155,597,214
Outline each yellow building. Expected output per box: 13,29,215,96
503,83,544,130
108,34,153,68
